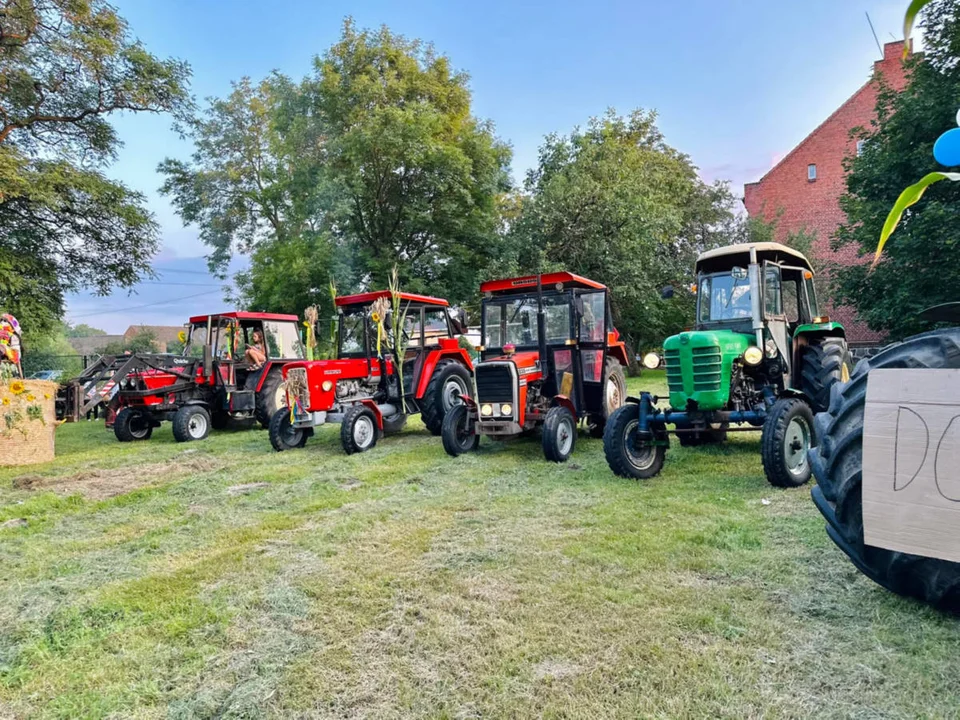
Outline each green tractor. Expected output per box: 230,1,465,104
604,242,852,487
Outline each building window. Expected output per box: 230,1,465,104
807,164,817,181
857,139,867,156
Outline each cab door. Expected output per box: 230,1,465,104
762,262,791,385
576,290,608,416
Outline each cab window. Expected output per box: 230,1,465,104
764,265,783,317
263,321,304,359
579,292,605,342
423,308,449,346
339,312,369,356
402,309,423,347
483,304,503,348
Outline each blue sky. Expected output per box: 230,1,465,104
66,0,907,332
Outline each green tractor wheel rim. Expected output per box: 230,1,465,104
784,415,811,477
623,418,657,471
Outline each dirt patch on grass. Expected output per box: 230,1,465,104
11,455,223,500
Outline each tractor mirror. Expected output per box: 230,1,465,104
732,266,748,280
661,285,675,300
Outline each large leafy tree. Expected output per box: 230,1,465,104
510,109,736,354
161,20,511,314
833,0,960,340
0,0,191,333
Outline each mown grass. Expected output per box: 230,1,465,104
0,370,958,718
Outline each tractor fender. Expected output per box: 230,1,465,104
358,398,384,430
778,387,812,406
550,394,577,418
414,348,474,399
606,340,630,368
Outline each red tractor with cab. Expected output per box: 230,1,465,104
270,291,474,454
441,272,629,462
104,311,304,442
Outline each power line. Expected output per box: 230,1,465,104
155,268,223,277
68,289,224,319
866,11,884,58
139,281,227,287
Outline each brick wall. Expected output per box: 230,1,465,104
743,41,910,346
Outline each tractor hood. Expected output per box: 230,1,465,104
663,329,753,412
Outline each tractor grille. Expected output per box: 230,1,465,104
286,367,310,409
475,364,513,403
664,345,722,394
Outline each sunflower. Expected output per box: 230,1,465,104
9,379,25,395
371,311,381,323
44,393,51,400
26,394,36,402
1,397,9,406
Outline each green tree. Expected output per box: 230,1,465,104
99,327,157,355
834,0,960,340
510,109,737,355
66,323,107,338
0,0,191,332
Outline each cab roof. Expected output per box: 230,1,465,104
335,290,449,308
188,311,300,324
481,272,606,295
695,242,813,274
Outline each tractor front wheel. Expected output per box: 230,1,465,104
269,408,310,451
341,404,379,454
421,360,472,436
114,407,153,442
761,398,815,488
542,405,577,462
603,404,666,479
172,405,211,443
441,404,479,456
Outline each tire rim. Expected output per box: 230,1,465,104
605,376,622,415
188,412,208,439
275,382,287,409
556,416,574,455
442,376,468,410
784,415,811,477
354,414,375,449
130,415,149,439
623,418,657,470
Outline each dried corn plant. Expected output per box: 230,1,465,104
388,266,409,413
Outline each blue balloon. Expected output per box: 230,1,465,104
933,127,960,166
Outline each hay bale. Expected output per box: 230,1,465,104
0,379,58,466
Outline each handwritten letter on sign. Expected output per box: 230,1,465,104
863,369,960,562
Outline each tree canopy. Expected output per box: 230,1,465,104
833,0,960,340
0,0,191,332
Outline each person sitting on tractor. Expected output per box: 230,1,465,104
245,329,267,369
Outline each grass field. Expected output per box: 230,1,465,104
1,370,959,719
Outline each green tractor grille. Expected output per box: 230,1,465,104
665,346,721,393
664,348,683,393
663,330,750,411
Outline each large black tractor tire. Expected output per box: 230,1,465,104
114,407,153,442
603,403,666,480
761,398,815,488
255,370,287,429
588,358,628,438
674,421,728,447
810,328,960,612
441,404,480,457
341,404,379,455
420,360,472,436
172,405,211,443
800,337,852,414
542,405,577,462
269,407,311,451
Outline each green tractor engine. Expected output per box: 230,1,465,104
663,330,752,412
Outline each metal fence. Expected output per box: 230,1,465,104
20,353,94,380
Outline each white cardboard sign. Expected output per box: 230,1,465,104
862,368,960,562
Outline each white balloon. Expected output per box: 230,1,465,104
955,107,960,127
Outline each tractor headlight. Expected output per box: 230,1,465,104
481,403,493,416
321,380,333,392
642,352,661,370
500,403,512,416
743,346,764,366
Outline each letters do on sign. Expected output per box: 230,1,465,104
862,369,960,563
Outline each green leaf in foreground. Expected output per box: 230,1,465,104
904,0,932,56
875,171,960,267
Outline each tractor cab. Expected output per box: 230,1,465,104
272,291,473,454
442,272,629,463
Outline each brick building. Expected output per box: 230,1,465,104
68,325,184,355
743,40,910,347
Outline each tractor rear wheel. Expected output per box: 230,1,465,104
761,398,814,488
800,337,852,414
542,405,577,462
421,360,472,436
588,358,627,437
269,407,310,451
255,370,286,429
341,404,379,454
603,403,666,479
441,404,479,456
172,405,211,443
810,328,960,612
114,407,153,442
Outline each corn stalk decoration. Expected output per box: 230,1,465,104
303,305,319,360
328,280,339,356
388,266,409,413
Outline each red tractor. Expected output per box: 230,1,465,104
270,291,474,454
104,312,304,442
441,272,629,462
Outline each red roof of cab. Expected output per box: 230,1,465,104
335,290,449,307
188,311,300,324
480,272,606,294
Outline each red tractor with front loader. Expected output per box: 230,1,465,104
270,291,474,454
69,312,306,442
441,272,629,462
